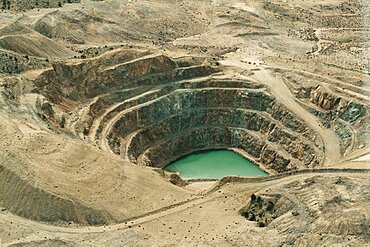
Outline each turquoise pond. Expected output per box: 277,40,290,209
163,150,268,179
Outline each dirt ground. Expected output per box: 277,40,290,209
0,0,369,246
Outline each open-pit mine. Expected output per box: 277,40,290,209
0,0,369,246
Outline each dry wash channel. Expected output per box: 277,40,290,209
36,49,324,175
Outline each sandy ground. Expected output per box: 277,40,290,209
1,171,369,246
0,0,369,246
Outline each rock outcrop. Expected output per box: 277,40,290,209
34,50,325,174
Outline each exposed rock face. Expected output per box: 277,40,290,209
34,50,325,174
0,0,369,245
35,50,218,102
283,71,369,156
310,85,367,123
310,86,341,110
123,99,321,172
307,85,368,154
240,193,294,227
169,173,189,187
237,174,370,246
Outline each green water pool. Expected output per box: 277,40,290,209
163,150,268,179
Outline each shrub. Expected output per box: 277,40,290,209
258,221,266,227
251,194,256,202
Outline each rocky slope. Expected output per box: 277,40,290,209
0,0,369,246
31,50,324,174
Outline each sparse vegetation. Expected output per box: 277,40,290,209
240,193,293,227
1,0,81,11
0,0,368,246
0,53,23,73
75,45,133,59
0,51,49,74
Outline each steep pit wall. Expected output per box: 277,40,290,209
35,50,218,103
126,110,320,171
141,127,296,173
89,79,264,141
34,51,327,174
307,85,369,154
310,85,367,123
281,67,370,157
106,87,323,173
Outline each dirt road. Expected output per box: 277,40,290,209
250,68,341,165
